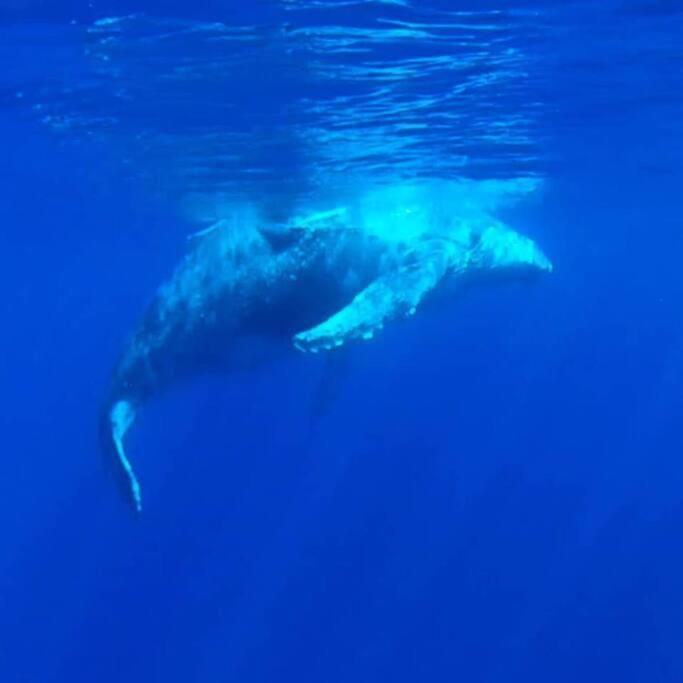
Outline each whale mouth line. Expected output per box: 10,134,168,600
110,400,143,513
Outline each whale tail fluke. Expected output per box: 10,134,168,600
100,399,143,514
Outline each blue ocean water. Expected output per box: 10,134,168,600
1,1,683,681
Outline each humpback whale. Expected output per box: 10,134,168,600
100,184,552,512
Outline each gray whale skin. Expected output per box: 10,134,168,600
100,192,552,512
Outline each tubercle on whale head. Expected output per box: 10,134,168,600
99,397,143,514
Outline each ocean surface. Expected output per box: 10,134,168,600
1,1,683,681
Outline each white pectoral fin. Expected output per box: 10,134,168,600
293,253,450,353
108,400,143,513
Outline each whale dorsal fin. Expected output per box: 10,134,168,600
293,240,459,353
260,226,307,253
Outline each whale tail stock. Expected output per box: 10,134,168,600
99,399,143,514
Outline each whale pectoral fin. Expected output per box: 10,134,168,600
113,428,143,514
103,400,143,513
293,255,450,353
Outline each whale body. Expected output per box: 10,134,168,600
101,184,552,512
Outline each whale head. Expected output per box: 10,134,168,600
469,223,552,275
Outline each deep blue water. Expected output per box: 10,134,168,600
2,1,683,681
